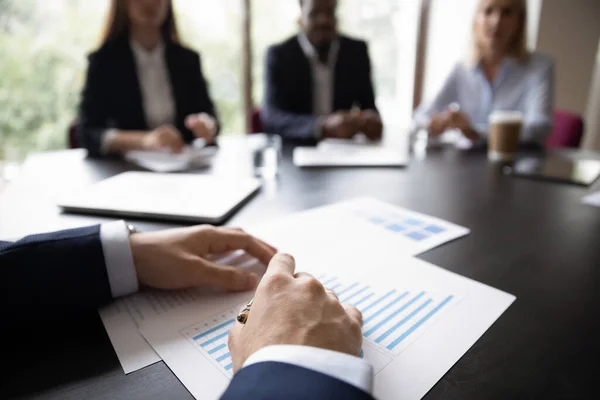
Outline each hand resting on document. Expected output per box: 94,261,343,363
129,226,277,292
228,253,364,371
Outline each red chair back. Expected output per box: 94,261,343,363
546,110,584,149
68,120,79,149
250,108,263,134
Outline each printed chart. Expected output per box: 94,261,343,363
358,210,450,242
182,311,237,377
181,275,460,378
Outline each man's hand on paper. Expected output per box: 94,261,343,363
142,124,186,153
185,112,217,145
129,226,277,292
228,253,363,372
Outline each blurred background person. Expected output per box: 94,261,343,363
413,0,554,146
262,0,383,142
77,0,219,157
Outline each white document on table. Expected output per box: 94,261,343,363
582,191,600,207
99,251,267,374
294,144,408,167
252,197,470,258
100,197,468,375
125,146,217,173
138,244,515,400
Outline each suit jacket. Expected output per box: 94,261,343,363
262,34,377,142
1,227,374,399
77,38,219,157
0,226,112,321
221,361,375,400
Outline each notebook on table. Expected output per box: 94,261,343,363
58,172,261,223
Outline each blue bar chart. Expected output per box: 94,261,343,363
181,310,238,378
322,276,456,356
362,210,448,242
181,275,457,377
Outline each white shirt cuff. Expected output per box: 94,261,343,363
243,345,373,394
99,221,139,298
100,128,118,155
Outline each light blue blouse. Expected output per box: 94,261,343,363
414,52,555,144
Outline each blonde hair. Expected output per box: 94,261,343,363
98,0,180,47
467,0,529,66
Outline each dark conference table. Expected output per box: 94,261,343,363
1,137,599,400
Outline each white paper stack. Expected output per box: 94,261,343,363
99,198,515,400
125,146,217,173
293,138,408,167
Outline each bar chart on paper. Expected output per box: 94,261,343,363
344,198,470,255
182,312,237,377
181,275,460,378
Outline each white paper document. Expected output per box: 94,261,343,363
99,197,469,374
582,191,600,207
100,197,471,384
125,146,217,173
99,251,267,374
133,198,508,400
252,197,470,257
139,248,515,400
294,145,408,167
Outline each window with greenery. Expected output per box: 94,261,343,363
0,0,244,156
0,0,109,152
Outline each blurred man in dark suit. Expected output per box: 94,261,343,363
262,0,383,142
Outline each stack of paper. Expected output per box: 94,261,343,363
125,146,217,173
99,198,515,400
294,139,408,167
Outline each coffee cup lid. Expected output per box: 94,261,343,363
489,111,523,124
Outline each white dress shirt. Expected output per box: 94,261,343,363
101,40,217,153
414,52,555,144
101,40,176,153
297,33,340,138
130,40,176,130
98,220,373,394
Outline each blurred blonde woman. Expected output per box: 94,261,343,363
414,0,554,146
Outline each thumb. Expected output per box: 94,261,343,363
196,259,259,292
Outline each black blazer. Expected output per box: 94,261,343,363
262,34,377,141
77,39,219,157
1,227,374,399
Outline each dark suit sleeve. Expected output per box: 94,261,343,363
178,53,221,143
262,47,319,141
0,226,113,322
359,42,377,112
77,54,111,157
220,362,374,400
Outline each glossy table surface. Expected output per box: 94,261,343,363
1,137,599,400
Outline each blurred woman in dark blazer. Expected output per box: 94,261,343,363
78,0,219,157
